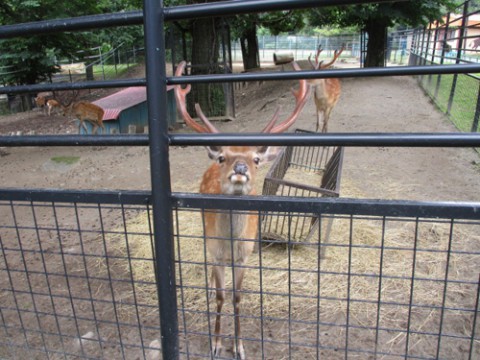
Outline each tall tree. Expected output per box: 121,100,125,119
0,0,103,85
307,1,458,67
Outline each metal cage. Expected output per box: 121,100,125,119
262,129,344,244
1,1,480,359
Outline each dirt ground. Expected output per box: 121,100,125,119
1,62,479,360
0,63,479,201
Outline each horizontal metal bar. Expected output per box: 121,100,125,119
0,78,145,95
0,0,405,39
2,188,479,220
2,133,480,148
0,11,143,39
0,188,150,205
168,64,480,85
0,134,148,147
163,0,403,21
169,133,480,147
4,63,478,95
174,193,480,220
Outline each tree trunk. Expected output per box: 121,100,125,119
240,23,260,70
364,20,388,67
190,17,223,117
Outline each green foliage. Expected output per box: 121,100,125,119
0,0,142,85
307,1,459,31
306,0,459,67
231,11,305,39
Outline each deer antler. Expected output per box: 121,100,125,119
308,45,323,70
173,61,219,133
62,89,80,107
174,61,310,134
262,62,311,133
320,45,345,69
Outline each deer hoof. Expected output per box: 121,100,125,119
233,342,246,360
211,341,223,358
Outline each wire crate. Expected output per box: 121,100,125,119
261,129,344,246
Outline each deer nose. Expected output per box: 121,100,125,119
233,162,248,175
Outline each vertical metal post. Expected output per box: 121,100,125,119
471,82,480,132
435,13,450,99
448,1,469,115
143,0,179,358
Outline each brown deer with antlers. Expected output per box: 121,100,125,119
308,45,344,133
174,61,310,359
61,95,105,135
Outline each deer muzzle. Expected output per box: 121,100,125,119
230,161,250,185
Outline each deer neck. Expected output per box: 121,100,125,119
313,79,328,98
216,211,250,239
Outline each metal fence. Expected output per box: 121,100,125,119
1,1,480,360
232,34,361,63
410,0,480,133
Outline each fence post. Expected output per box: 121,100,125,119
447,1,469,115
143,0,179,358
434,13,450,99
472,82,480,132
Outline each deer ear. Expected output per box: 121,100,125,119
205,146,223,160
257,146,280,163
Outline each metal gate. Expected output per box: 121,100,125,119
1,1,480,359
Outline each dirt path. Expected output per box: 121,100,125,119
1,69,479,202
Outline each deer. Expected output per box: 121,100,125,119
174,60,310,359
34,93,52,115
62,100,105,135
46,99,61,116
307,45,344,133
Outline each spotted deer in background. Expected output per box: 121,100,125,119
308,45,344,132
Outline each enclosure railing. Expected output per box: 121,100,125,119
0,0,480,359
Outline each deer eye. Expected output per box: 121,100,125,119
217,156,226,164
253,157,260,165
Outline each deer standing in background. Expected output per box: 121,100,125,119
46,99,61,116
34,93,51,115
174,61,310,359
62,101,105,135
35,95,61,116
308,45,344,132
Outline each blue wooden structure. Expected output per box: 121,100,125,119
78,86,176,134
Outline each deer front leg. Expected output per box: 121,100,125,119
211,265,225,358
315,109,322,132
232,264,247,360
78,120,84,134
322,107,333,133
208,269,216,299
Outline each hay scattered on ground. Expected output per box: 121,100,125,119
105,196,479,357
102,165,479,357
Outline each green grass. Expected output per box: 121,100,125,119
421,73,479,132
92,63,134,79
50,156,80,165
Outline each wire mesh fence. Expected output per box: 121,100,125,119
1,193,479,359
1,0,480,359
0,197,161,360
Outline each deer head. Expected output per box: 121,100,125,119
173,60,310,196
